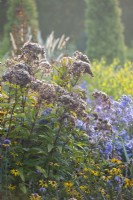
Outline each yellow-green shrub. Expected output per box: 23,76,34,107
84,59,133,99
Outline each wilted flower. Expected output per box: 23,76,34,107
22,42,45,57
58,92,88,119
2,68,32,87
72,60,93,77
39,59,52,75
74,51,90,64
31,79,43,91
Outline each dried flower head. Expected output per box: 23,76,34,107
72,60,93,77
22,42,45,57
39,59,53,75
2,68,32,87
74,51,90,64
92,90,111,108
32,82,56,104
58,92,88,119
31,79,43,91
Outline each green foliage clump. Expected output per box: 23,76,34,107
84,59,133,99
85,0,126,63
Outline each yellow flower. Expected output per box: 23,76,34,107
102,175,112,181
10,152,18,158
110,158,122,164
100,188,106,195
91,170,99,176
8,184,16,191
109,168,121,176
16,161,23,166
10,169,20,176
79,185,89,192
0,111,7,116
48,180,57,188
39,180,48,188
125,178,133,188
64,181,73,188
29,193,42,200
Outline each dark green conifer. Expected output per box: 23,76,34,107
85,0,125,63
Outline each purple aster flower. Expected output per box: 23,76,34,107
75,119,86,130
39,187,46,193
104,142,113,156
42,108,52,116
4,139,11,144
79,81,87,89
126,139,133,149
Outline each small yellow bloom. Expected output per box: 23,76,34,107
100,188,106,195
110,158,122,164
29,193,42,200
92,170,99,176
10,152,18,158
16,161,23,166
8,184,16,191
79,185,88,192
125,178,133,188
0,111,7,116
102,175,112,181
39,180,48,188
109,168,121,175
10,169,20,176
48,180,57,188
64,181,73,188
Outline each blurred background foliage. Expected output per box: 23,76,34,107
0,0,133,61
85,0,125,63
84,59,133,100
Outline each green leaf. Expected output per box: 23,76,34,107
57,146,62,153
36,166,47,177
19,183,27,194
19,168,25,182
48,144,54,152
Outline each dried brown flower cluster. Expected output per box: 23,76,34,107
2,42,52,86
72,51,93,77
31,81,56,104
60,51,93,86
2,63,32,87
58,92,88,119
2,42,91,122
94,118,112,132
21,42,45,58
92,90,111,108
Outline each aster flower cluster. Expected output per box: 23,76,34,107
88,92,133,160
